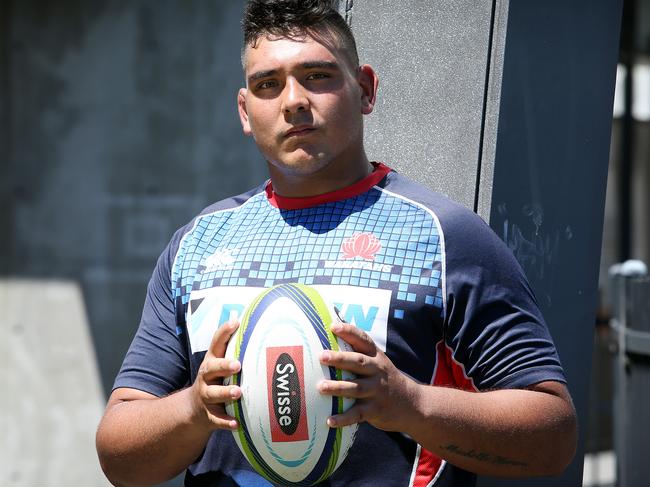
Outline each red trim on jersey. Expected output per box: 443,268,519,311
412,447,443,487
432,340,478,392
412,341,478,486
265,162,392,210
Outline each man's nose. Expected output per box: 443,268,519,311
281,78,309,114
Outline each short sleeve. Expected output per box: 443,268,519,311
113,232,190,397
441,208,566,390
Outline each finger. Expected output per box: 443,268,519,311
205,407,239,431
320,349,377,376
208,320,240,359
326,403,367,428
318,378,374,399
202,383,242,404
199,356,241,383
331,322,377,356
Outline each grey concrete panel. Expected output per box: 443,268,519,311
480,1,622,486
347,0,620,485
350,0,494,209
4,0,265,393
0,279,110,486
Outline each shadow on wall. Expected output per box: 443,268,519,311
3,0,266,397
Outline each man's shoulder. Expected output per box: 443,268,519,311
185,182,268,228
196,181,269,218
382,170,487,232
166,182,269,256
382,169,513,266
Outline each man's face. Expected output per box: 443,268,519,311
238,33,376,179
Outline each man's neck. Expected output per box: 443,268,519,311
267,157,373,199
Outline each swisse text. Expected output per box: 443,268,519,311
272,353,301,435
266,345,308,442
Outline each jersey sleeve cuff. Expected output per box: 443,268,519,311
485,366,567,390
112,374,184,398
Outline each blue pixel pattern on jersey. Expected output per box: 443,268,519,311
171,187,444,323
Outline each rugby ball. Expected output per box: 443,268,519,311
224,283,357,486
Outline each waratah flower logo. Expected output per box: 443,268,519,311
341,233,382,260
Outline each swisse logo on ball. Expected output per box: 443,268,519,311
266,346,308,442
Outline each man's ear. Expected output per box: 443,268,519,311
358,64,379,115
237,88,252,136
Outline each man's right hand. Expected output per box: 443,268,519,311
190,320,242,431
96,320,242,486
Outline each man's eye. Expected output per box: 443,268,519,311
306,73,329,81
256,80,278,90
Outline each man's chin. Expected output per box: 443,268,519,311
268,155,329,177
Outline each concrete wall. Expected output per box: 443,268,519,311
1,1,263,485
348,1,621,486
350,0,502,213
484,2,621,485
2,0,265,393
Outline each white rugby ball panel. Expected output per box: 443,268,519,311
224,283,357,486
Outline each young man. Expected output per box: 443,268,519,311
96,1,577,485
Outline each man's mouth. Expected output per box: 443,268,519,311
284,126,316,138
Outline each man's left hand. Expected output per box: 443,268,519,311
318,321,418,432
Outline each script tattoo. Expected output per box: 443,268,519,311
440,444,528,467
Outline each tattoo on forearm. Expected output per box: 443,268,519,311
439,444,528,467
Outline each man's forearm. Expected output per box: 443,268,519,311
96,388,213,487
403,381,577,477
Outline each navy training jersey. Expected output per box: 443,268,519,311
114,163,566,486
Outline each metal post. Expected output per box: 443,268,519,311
610,260,650,487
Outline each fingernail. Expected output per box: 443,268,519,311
229,420,238,430
229,360,241,372
230,387,240,399
321,351,331,362
331,323,342,333
318,381,329,392
327,417,336,428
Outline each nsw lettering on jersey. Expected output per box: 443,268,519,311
187,285,392,353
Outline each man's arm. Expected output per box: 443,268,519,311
319,322,577,478
96,387,211,487
96,322,242,487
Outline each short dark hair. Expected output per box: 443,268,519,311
241,0,359,68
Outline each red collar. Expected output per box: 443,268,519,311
265,162,392,210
